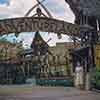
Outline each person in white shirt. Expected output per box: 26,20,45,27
75,62,84,89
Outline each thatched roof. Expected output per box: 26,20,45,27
31,32,49,56
65,0,100,18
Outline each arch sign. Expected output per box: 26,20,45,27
0,17,80,36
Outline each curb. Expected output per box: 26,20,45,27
91,88,100,93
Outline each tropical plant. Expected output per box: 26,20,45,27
91,68,100,89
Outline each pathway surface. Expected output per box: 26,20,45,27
0,86,100,100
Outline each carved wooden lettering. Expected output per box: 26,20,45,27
0,17,80,36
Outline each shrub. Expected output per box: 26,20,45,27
91,68,100,89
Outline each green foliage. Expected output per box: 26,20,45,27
15,33,19,37
0,64,26,85
0,37,7,42
36,79,74,86
91,68,100,89
96,80,100,86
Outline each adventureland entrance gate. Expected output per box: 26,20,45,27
0,0,99,89
0,14,80,86
0,0,88,87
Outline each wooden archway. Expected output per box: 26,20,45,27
0,16,80,36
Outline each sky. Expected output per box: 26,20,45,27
0,0,75,48
0,0,9,4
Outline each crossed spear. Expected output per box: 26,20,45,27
25,0,53,18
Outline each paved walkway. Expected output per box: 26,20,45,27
0,87,100,100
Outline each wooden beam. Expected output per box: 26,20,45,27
0,17,80,36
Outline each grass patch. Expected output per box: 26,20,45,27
0,85,33,94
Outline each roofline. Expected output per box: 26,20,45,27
65,0,79,17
